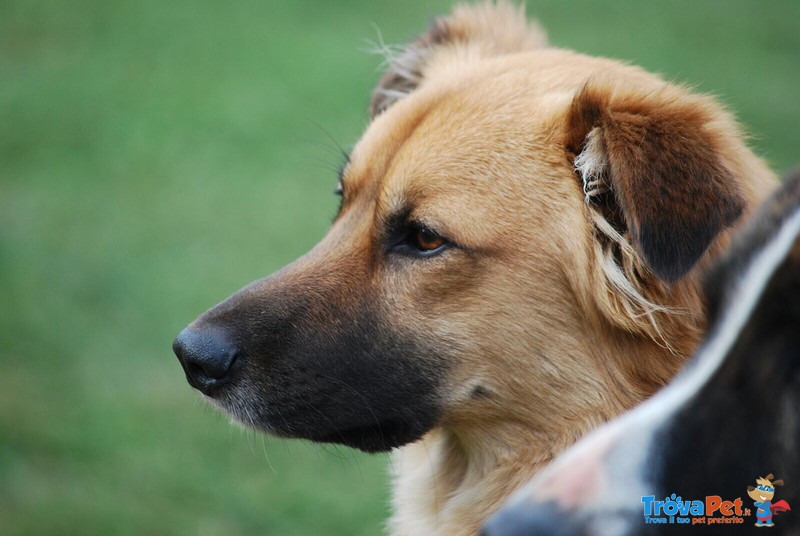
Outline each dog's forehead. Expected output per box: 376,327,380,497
345,72,570,205
345,92,439,192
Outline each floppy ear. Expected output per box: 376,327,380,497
567,82,745,283
748,486,756,491
370,1,547,117
773,479,785,487
766,473,775,481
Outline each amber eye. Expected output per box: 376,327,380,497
414,227,446,252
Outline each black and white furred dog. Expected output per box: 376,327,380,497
483,169,800,535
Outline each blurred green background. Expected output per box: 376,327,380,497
1,1,798,534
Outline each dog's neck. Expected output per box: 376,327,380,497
389,394,620,536
389,335,686,535
390,425,556,536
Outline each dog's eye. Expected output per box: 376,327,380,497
414,227,446,252
399,223,449,257
332,181,345,221
387,219,450,258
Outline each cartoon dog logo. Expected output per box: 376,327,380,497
747,474,791,527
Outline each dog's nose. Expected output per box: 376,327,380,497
172,327,239,395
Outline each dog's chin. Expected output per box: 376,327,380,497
205,390,439,453
312,417,434,453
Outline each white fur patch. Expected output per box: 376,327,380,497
574,127,609,204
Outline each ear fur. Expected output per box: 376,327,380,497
567,82,745,283
369,1,547,118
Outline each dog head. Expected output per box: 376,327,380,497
483,168,800,535
747,475,782,503
173,2,770,454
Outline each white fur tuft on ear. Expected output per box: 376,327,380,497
574,127,609,204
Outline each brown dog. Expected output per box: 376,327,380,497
172,2,777,534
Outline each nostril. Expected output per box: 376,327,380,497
197,348,238,380
185,360,207,382
172,326,240,394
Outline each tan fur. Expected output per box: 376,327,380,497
340,3,781,534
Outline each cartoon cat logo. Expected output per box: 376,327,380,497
747,474,791,527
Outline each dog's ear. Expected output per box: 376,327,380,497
370,2,547,118
567,82,745,283
773,479,785,487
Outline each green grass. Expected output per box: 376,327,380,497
1,1,798,534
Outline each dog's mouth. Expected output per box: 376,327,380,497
204,380,439,453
